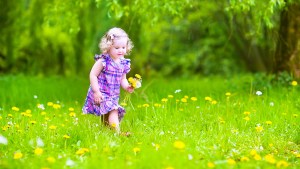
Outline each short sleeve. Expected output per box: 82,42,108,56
122,58,131,74
94,54,107,70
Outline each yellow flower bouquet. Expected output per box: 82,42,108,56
122,74,142,109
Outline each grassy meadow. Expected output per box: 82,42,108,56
0,75,299,169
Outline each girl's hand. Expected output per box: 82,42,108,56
126,86,134,93
93,91,103,105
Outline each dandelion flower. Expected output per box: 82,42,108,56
265,121,272,125
181,98,187,103
76,148,89,156
168,95,174,98
49,125,57,130
12,106,20,111
276,160,289,168
254,154,262,160
14,152,23,159
211,100,217,105
291,81,298,86
68,107,74,111
47,156,56,163
244,111,250,115
69,112,76,117
133,147,140,153
173,140,185,150
227,158,236,165
265,154,276,164
191,97,197,101
243,116,250,121
205,97,212,101
142,104,149,108
161,98,168,103
34,147,43,155
207,162,215,168
240,156,249,162
255,125,263,132
225,92,231,96
63,135,70,139
47,102,54,106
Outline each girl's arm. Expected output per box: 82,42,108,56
89,59,104,104
121,74,134,93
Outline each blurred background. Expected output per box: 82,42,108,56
1,0,300,79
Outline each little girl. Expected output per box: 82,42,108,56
82,27,134,133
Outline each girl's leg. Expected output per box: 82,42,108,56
108,109,120,133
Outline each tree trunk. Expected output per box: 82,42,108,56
274,3,300,78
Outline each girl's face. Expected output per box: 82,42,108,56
109,37,127,61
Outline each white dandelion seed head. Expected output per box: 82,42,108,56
0,135,8,145
256,91,262,96
66,158,75,167
36,137,44,147
174,89,182,93
135,81,142,88
269,102,274,106
34,95,38,99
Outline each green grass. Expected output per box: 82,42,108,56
0,75,299,169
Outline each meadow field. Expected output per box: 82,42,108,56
0,75,299,169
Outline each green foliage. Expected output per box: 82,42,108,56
1,0,300,77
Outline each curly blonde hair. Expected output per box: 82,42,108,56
99,27,134,55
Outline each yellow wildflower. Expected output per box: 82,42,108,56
12,107,19,111
211,100,217,105
68,107,74,111
254,154,262,161
265,154,276,164
47,156,56,163
53,104,61,109
291,80,298,86
276,160,289,168
227,158,236,165
34,147,43,155
8,114,13,117
265,121,272,125
47,102,54,106
191,97,197,101
69,112,76,117
161,98,168,102
225,92,231,96
142,104,150,107
76,148,89,156
14,152,23,159
49,125,57,130
133,147,141,153
173,140,185,150
243,111,250,115
205,97,212,101
255,126,263,132
243,116,250,121
167,95,174,98
154,103,162,107
63,135,70,139
240,156,250,162
207,162,215,168
135,74,142,80
181,98,187,103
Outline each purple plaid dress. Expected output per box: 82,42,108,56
82,54,131,121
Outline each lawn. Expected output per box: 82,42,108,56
0,75,299,169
